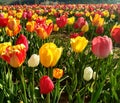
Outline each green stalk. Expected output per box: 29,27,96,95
20,67,27,103
46,93,50,103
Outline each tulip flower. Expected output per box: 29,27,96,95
39,43,63,68
53,68,63,79
96,26,104,34
81,21,89,33
70,36,88,53
92,36,113,58
7,18,19,31
67,16,75,25
0,44,26,68
39,75,54,94
15,34,28,51
74,17,86,29
0,17,8,27
83,67,93,81
0,42,12,55
53,24,59,31
70,33,80,38
111,24,120,44
90,14,104,27
26,21,36,32
56,15,67,28
28,54,40,67
35,23,53,39
5,25,21,36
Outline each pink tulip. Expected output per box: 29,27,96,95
92,36,113,58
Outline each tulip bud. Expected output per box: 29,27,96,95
83,67,93,81
39,75,54,94
28,54,40,67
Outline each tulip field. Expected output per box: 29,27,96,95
0,4,120,103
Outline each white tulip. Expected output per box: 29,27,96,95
28,54,40,67
83,67,93,81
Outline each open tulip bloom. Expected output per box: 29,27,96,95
0,43,26,68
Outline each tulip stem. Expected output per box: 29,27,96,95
20,67,28,103
46,93,50,103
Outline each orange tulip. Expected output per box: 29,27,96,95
7,18,18,31
26,21,36,32
5,25,21,36
90,14,104,27
53,68,63,79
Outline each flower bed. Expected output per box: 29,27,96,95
0,4,120,103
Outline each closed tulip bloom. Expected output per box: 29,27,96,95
53,24,59,31
70,36,88,53
26,21,36,32
111,24,120,44
92,36,113,58
90,14,104,27
56,15,67,28
0,17,8,27
39,43,63,68
96,26,104,34
39,75,54,94
53,68,63,79
81,21,89,32
67,16,75,25
83,67,93,81
74,17,86,29
7,18,18,31
0,44,26,68
5,25,21,36
28,54,40,67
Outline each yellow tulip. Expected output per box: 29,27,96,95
53,24,59,31
46,19,53,25
70,36,88,53
67,16,75,25
26,21,36,32
0,42,12,55
102,10,109,17
110,14,115,19
39,43,63,68
81,22,89,32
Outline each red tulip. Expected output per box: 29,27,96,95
70,33,80,38
1,44,26,68
96,26,104,34
56,15,67,28
92,36,113,58
0,17,8,27
111,26,120,44
39,75,54,94
35,23,53,39
16,34,28,51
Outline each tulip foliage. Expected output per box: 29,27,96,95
0,3,120,103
